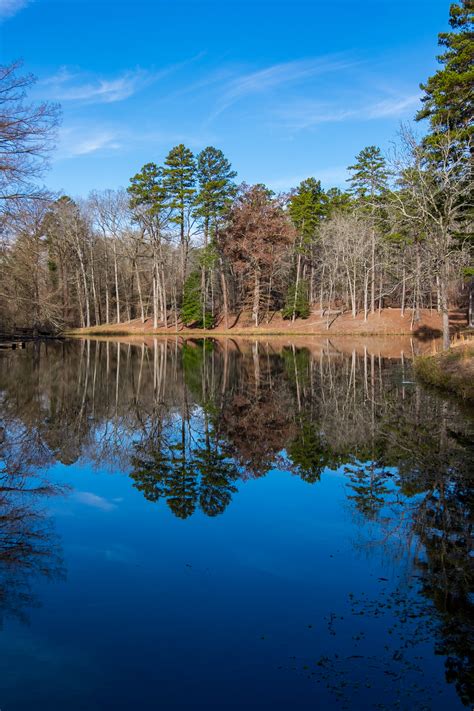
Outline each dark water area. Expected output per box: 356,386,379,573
0,337,472,710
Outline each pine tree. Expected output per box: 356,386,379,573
347,146,388,200
288,178,326,242
128,162,167,219
128,163,169,326
416,1,473,147
194,147,236,328
287,178,326,319
163,144,197,292
324,187,352,216
195,146,236,246
348,147,388,315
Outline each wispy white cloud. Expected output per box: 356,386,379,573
74,491,117,512
57,126,123,158
40,67,158,104
0,0,30,20
365,94,420,118
55,122,212,161
275,92,420,131
211,55,356,119
71,132,121,156
40,54,205,105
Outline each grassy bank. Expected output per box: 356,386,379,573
414,344,474,400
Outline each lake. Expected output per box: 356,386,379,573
0,337,472,710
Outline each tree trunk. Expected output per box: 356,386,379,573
76,271,85,328
89,242,100,326
159,244,167,324
105,283,110,324
469,279,474,328
220,266,229,329
439,273,450,351
252,268,260,327
78,253,90,328
401,262,406,317
371,227,375,314
152,258,158,329
201,266,206,327
292,252,301,322
113,239,120,324
135,262,145,323
378,269,383,313
363,272,369,322
414,243,421,322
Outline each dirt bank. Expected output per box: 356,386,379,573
66,307,466,339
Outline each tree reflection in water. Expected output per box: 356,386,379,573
0,406,65,625
0,337,472,705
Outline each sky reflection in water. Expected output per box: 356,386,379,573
0,337,472,710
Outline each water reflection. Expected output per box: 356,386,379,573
0,337,472,707
0,406,65,625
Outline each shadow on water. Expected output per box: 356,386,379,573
0,336,472,708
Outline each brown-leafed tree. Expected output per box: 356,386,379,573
219,184,295,326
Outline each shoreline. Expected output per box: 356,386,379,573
60,331,450,361
65,328,429,338
414,344,474,400
64,307,465,339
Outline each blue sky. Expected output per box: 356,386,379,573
1,0,450,197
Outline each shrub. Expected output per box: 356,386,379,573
181,271,215,328
282,279,310,320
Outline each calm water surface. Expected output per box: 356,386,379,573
0,337,472,710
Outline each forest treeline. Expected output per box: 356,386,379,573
0,1,472,347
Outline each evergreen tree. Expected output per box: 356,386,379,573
288,178,326,242
324,187,352,216
287,178,326,320
181,270,214,328
348,146,389,314
195,146,236,246
416,0,473,147
282,279,310,319
163,144,197,290
347,146,388,199
194,147,236,328
128,162,167,220
128,163,170,326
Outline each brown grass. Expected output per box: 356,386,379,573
414,344,474,400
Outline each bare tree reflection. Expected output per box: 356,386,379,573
0,417,66,625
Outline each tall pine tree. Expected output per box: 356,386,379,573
163,144,197,294
128,163,170,326
195,146,236,246
416,0,473,148
194,147,237,328
348,146,388,315
287,178,326,319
